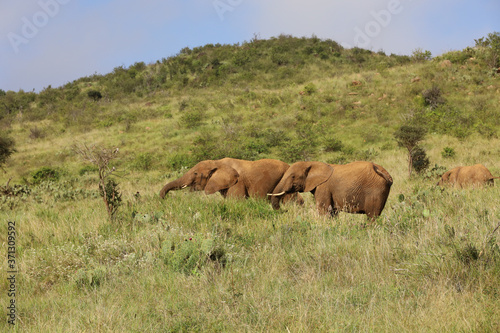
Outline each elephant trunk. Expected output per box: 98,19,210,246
270,183,287,210
159,178,189,199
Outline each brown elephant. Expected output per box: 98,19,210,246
159,157,303,204
270,161,393,219
437,164,499,188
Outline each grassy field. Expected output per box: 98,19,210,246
1,35,500,331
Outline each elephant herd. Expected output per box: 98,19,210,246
159,158,498,219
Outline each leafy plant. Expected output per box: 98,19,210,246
423,164,448,180
441,147,456,158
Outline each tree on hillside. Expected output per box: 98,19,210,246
394,124,427,177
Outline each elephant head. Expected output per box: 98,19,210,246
159,160,239,198
270,161,333,210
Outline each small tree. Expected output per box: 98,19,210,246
394,124,427,177
73,143,121,220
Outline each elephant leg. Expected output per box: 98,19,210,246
364,196,385,220
226,181,248,199
314,185,334,216
327,204,339,217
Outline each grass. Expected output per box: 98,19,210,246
1,35,500,331
1,167,500,331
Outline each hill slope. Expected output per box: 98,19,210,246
1,34,500,181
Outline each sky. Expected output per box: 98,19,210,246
1,0,499,92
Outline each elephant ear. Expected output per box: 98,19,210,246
205,165,239,194
437,170,452,186
304,162,333,192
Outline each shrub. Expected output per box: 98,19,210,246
279,137,317,163
0,135,16,170
87,90,102,101
29,127,45,139
411,48,432,62
422,86,445,109
411,146,430,174
441,147,456,159
323,136,344,152
303,83,317,95
99,179,122,218
179,109,204,129
31,166,60,184
423,164,448,180
73,143,121,220
475,32,500,68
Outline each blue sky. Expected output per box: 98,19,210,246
1,0,499,92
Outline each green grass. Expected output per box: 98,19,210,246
1,34,500,331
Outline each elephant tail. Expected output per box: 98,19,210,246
373,164,393,185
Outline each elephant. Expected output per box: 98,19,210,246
437,164,499,188
270,161,393,219
159,157,304,204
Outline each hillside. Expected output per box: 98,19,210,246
1,34,500,331
1,34,500,180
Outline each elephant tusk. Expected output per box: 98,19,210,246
268,191,286,197
181,184,188,189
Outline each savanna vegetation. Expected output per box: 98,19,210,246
1,33,500,331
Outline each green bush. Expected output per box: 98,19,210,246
411,48,432,62
411,146,430,174
441,147,456,158
279,137,317,163
87,90,102,101
0,135,16,170
179,108,204,129
31,166,60,184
